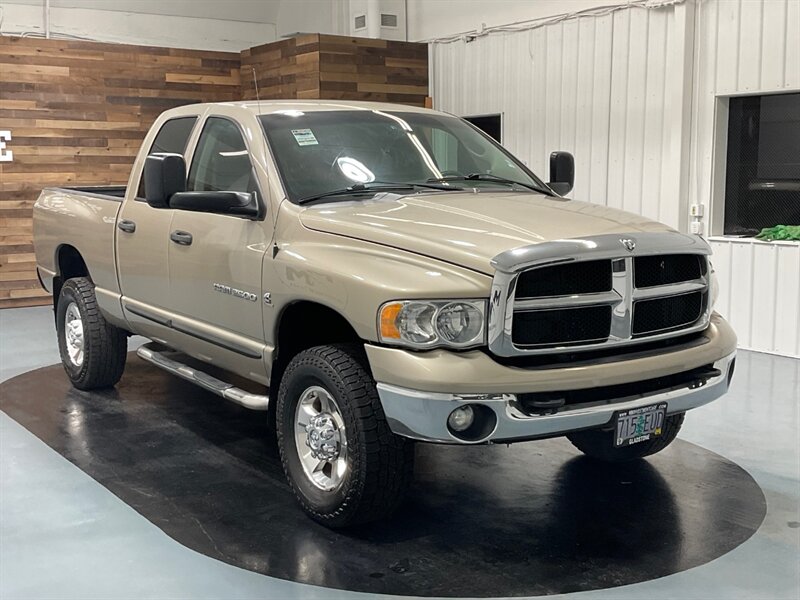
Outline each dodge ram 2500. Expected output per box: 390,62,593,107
33,101,737,527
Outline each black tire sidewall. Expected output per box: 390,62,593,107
568,413,685,462
278,360,363,516
56,281,88,383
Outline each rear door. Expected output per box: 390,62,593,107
165,112,272,382
117,115,198,341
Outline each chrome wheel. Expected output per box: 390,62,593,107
64,302,84,367
294,385,348,491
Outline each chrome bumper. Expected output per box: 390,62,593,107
376,352,735,444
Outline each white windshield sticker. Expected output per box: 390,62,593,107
291,128,318,146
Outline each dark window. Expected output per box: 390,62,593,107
464,114,502,143
187,118,257,194
136,117,197,199
724,93,800,236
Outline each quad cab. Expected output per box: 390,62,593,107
33,101,736,527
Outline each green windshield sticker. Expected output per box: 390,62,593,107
291,129,318,146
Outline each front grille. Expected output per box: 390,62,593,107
512,305,611,347
634,254,706,288
632,291,705,336
515,260,612,298
489,236,711,357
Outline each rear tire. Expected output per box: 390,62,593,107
56,277,127,390
276,344,414,528
567,413,685,462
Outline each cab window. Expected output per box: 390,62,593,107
187,117,257,194
136,116,197,199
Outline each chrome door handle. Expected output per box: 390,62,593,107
170,230,193,246
117,219,136,233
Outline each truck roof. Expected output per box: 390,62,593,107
161,99,445,118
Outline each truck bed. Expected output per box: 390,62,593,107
48,185,127,200
33,186,126,306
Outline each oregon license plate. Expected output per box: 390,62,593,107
614,402,667,447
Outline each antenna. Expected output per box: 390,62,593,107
251,67,263,113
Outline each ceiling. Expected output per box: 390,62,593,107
0,0,282,24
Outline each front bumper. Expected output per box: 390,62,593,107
369,314,737,444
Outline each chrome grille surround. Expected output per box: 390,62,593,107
487,232,713,357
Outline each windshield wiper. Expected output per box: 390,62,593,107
428,173,554,196
297,181,463,205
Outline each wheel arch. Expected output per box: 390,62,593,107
268,300,366,429
52,244,90,312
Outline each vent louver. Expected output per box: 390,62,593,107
381,13,398,27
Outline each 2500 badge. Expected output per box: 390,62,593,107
213,283,258,302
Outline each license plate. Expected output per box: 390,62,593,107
613,402,667,447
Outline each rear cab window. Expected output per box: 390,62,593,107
136,116,198,200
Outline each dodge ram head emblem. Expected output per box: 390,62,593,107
619,238,636,252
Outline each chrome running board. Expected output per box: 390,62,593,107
136,343,269,411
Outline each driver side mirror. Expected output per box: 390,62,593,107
547,151,574,196
144,153,186,208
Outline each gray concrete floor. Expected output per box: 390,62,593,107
1,306,798,599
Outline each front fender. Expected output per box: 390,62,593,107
264,231,492,342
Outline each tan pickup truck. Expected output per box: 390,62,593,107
33,100,737,527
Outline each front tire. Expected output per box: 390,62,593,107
567,413,685,462
56,277,127,390
276,344,414,528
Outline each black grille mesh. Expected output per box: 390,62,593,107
512,306,611,347
634,254,705,288
632,292,705,336
516,260,612,298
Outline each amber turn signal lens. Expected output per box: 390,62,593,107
380,302,403,339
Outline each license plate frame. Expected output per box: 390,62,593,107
613,402,667,448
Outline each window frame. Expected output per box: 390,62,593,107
709,90,800,237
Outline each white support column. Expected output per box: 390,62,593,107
366,0,381,38
661,0,697,232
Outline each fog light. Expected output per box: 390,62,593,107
448,405,475,432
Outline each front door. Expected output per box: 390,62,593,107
166,115,271,383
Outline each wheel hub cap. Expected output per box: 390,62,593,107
294,386,348,491
305,413,341,461
64,302,85,367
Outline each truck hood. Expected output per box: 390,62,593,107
299,192,674,275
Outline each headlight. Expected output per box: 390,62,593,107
379,300,486,349
709,263,719,309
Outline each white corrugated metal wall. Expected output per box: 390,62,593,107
692,0,800,357
429,0,800,357
431,2,688,228
710,239,800,357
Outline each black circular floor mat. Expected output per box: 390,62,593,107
1,354,766,597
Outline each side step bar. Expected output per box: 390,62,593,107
136,343,269,411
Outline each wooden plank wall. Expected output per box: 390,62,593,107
1,33,428,309
0,36,240,308
240,35,321,100
241,34,428,106
318,35,428,106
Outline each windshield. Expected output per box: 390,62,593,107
259,110,550,203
